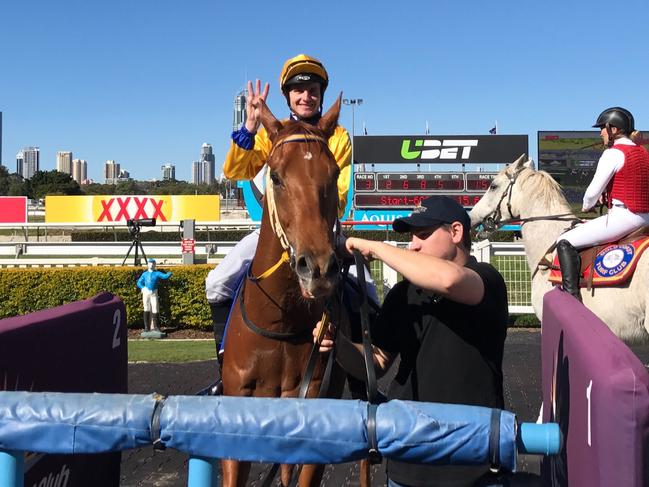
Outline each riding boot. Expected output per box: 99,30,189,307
208,299,232,396
557,240,582,302
151,313,161,332
210,299,233,357
143,311,151,332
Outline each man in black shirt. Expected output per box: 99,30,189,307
316,195,508,487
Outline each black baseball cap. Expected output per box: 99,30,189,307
392,195,471,233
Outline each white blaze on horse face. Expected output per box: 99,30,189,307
304,151,313,160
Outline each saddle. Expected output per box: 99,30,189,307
546,226,649,289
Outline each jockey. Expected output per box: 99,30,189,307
556,107,649,301
137,258,172,333
205,54,375,358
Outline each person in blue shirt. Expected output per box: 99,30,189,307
137,258,172,334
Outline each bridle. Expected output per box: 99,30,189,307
479,168,578,237
252,133,329,280
480,170,523,235
238,132,335,341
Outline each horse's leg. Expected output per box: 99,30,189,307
297,463,325,486
221,459,251,487
359,459,371,487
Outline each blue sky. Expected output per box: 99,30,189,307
1,0,647,182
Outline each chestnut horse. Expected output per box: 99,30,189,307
221,97,358,486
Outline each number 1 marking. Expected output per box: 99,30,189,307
586,380,592,446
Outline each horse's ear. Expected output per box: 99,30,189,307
525,158,535,170
259,100,283,142
507,153,528,176
317,93,342,139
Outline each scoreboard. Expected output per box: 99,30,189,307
353,172,496,209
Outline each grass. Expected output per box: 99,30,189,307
128,339,216,363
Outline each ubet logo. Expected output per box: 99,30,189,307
401,139,479,160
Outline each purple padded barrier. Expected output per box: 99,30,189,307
0,292,127,487
541,288,649,486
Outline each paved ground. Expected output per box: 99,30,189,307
120,330,649,486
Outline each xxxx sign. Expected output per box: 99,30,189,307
45,195,220,223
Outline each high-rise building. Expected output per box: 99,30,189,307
17,147,39,179
200,143,215,184
191,161,202,185
57,151,73,175
233,91,246,132
16,150,23,176
104,160,120,184
72,159,87,184
161,163,175,181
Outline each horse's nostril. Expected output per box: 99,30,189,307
296,255,309,275
325,254,340,279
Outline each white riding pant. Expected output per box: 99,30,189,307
205,229,379,304
141,288,159,313
557,205,649,249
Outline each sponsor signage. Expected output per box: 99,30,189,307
181,238,196,254
353,135,528,164
45,195,220,223
0,196,28,223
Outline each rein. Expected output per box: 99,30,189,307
480,170,579,234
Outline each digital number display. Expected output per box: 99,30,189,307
354,173,376,191
465,173,496,191
375,173,464,192
354,193,483,209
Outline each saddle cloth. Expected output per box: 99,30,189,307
548,232,649,288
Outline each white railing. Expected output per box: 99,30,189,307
0,238,533,314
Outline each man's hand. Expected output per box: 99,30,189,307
244,79,269,133
313,320,335,353
345,237,377,261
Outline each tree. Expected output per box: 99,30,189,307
0,165,10,195
30,170,82,198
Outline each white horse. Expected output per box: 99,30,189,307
470,154,649,344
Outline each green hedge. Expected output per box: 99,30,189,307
0,265,214,330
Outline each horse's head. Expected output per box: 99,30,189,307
469,154,534,234
257,96,342,299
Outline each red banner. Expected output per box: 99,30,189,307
0,196,28,223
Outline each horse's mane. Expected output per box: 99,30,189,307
516,167,572,212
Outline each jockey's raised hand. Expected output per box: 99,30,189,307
244,79,269,134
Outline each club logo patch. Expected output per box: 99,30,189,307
594,244,634,277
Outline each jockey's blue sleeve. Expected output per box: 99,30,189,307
231,125,255,150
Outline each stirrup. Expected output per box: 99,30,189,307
196,379,223,396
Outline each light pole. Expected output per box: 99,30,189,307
342,98,363,165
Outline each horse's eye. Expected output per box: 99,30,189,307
270,171,282,187
489,183,498,191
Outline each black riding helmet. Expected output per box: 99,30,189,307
592,107,635,133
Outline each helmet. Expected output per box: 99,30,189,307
279,54,329,95
592,107,635,133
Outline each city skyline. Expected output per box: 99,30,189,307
3,141,216,184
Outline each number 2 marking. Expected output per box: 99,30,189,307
112,309,122,349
